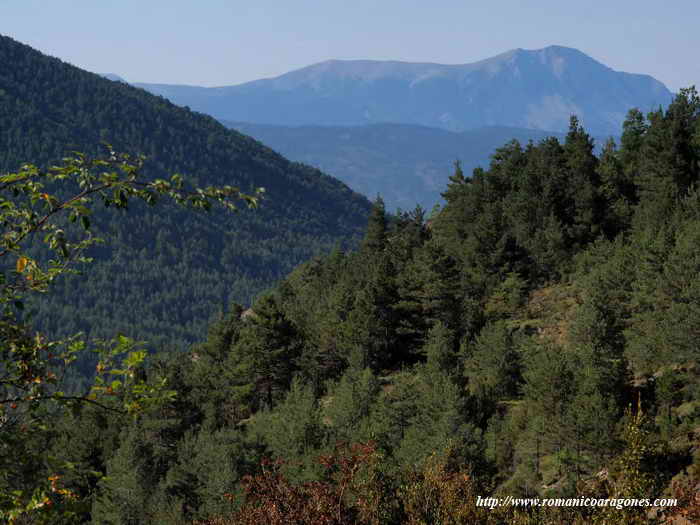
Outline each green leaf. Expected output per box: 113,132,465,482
124,350,147,368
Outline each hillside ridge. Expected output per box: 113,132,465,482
0,33,371,349
133,45,673,135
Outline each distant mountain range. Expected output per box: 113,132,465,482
225,122,580,211
134,46,673,136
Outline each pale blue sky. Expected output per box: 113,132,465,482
2,0,698,91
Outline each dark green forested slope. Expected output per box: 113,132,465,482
25,91,699,524
0,35,371,350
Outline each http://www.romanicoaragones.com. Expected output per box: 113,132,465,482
476,495,677,510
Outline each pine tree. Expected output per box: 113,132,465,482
362,196,388,253
463,321,521,402
435,161,469,249
422,321,458,378
634,88,700,230
395,371,480,470
619,108,649,179
344,252,399,371
520,341,576,481
248,378,325,482
229,294,302,411
562,346,622,480
563,115,603,247
365,372,422,460
386,205,428,275
394,239,462,356
186,304,247,428
324,366,380,443
598,138,635,235
93,425,157,523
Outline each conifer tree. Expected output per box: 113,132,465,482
520,342,576,480
248,378,325,482
394,239,462,356
598,138,635,235
395,371,480,470
423,321,459,378
626,218,700,371
562,346,622,480
229,294,302,411
344,252,399,371
324,366,380,444
362,196,388,253
386,205,429,275
619,108,649,179
563,115,603,246
186,304,247,428
463,321,521,402
634,88,700,230
434,161,470,250
93,425,157,523
365,372,422,459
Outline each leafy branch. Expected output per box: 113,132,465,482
0,148,262,522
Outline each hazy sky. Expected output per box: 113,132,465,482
2,1,698,91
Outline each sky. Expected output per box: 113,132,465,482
2,0,698,91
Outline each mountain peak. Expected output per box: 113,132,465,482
502,45,605,65
135,46,673,136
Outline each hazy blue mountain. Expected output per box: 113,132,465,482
136,46,673,136
225,121,601,211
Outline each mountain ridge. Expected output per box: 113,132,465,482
133,45,673,135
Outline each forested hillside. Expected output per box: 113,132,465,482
10,89,699,524
226,122,574,211
0,34,371,350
